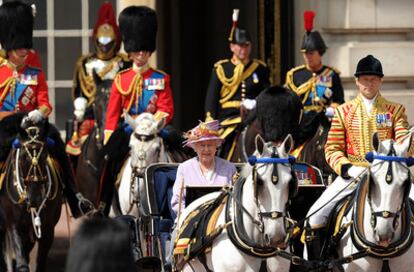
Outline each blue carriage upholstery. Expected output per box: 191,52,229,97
143,162,324,218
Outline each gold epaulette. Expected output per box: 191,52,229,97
285,65,306,92
252,59,267,67
214,59,230,68
152,67,167,76
73,54,95,103
288,65,306,74
324,65,341,75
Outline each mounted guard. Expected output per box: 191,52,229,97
285,11,344,151
0,1,91,218
99,6,177,215
65,2,131,161
205,9,270,161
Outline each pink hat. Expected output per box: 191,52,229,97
184,120,223,147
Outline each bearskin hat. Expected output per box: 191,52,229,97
256,86,303,143
300,10,327,55
0,1,33,51
354,55,384,78
119,6,157,53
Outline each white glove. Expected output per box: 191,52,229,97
348,166,366,179
325,107,335,117
27,109,44,123
241,99,257,110
73,97,88,121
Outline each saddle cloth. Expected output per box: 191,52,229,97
174,190,228,267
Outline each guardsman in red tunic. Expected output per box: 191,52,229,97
98,6,174,214
304,55,414,260
0,1,92,218
65,2,131,158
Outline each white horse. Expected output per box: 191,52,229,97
331,132,414,271
113,112,170,216
175,135,297,272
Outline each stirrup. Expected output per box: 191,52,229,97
76,193,95,215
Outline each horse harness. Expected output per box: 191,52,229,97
325,146,414,271
5,126,58,238
175,149,315,271
125,132,159,215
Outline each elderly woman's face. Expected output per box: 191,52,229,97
193,140,221,163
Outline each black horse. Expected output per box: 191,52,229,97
296,113,337,183
75,71,111,209
0,114,62,272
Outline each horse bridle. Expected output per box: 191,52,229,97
14,127,51,198
13,126,53,239
365,143,413,236
248,147,297,246
126,132,159,215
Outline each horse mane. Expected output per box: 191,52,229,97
0,112,27,139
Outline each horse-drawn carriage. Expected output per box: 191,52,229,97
120,154,326,271
113,132,414,272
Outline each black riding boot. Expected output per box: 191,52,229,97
47,126,93,218
98,127,131,215
305,227,326,261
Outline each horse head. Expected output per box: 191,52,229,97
14,119,52,208
243,134,296,247
91,69,112,149
367,132,412,247
125,112,166,175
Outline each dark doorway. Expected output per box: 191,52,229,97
157,0,294,131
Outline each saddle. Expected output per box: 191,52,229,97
173,190,228,270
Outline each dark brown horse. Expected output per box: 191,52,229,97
74,69,112,209
296,114,337,183
0,116,62,272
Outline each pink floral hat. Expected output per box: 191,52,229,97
184,120,223,147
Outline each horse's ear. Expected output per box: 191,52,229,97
254,134,265,155
124,112,137,131
372,132,380,152
281,134,294,154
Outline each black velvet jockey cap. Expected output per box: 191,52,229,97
231,28,251,45
354,55,384,78
119,6,157,53
0,1,33,51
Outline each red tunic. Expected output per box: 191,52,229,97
104,67,174,140
0,62,51,116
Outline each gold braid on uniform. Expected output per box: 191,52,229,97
114,72,143,112
218,61,259,104
75,55,123,106
216,63,244,103
0,77,17,105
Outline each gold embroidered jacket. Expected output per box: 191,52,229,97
325,94,411,175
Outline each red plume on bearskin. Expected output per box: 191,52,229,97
304,10,315,33
93,2,121,52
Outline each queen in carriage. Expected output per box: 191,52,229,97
171,120,236,217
